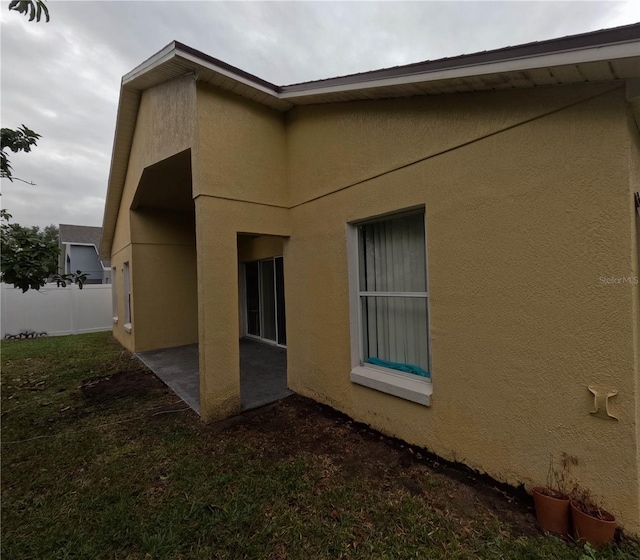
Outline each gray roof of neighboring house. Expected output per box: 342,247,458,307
59,224,103,247
59,224,110,267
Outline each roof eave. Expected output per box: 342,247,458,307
280,41,640,99
100,24,640,259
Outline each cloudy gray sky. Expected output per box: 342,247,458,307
1,1,638,228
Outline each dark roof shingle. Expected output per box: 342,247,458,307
59,224,102,247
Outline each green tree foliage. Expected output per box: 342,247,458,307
1,219,59,292
1,218,88,292
0,0,87,293
8,0,49,23
0,125,41,182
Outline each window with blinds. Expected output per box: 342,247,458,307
357,212,430,378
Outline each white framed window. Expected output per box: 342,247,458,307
112,267,118,323
123,261,132,332
348,209,432,406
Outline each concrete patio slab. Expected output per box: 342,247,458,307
240,338,292,411
137,339,291,415
137,344,200,413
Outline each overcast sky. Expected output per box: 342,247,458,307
1,1,638,228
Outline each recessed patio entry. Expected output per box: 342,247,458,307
243,257,286,347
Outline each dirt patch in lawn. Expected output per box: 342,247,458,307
74,358,540,539
80,369,165,407
217,395,541,539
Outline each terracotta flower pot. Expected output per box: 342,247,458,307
532,486,570,535
570,502,616,546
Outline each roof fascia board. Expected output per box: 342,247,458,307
174,41,280,91
120,31,639,101
280,42,640,98
175,50,279,98
123,42,177,85
101,25,639,258
100,87,140,259
123,40,639,104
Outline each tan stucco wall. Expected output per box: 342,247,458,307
194,83,287,206
193,83,290,421
109,75,197,351
109,73,640,530
110,245,134,352
286,83,619,206
130,209,198,352
284,85,639,531
190,82,639,530
112,76,196,256
195,198,290,421
629,110,640,521
237,235,284,263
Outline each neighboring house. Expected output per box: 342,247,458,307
59,224,111,284
100,25,640,531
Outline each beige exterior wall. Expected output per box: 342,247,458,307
192,82,639,530
110,75,197,351
110,245,134,352
238,235,285,263
286,83,620,206
629,111,640,521
283,84,639,531
110,75,640,530
193,83,290,421
194,83,287,206
130,209,198,352
195,198,290,422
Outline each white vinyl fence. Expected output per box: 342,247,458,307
1,283,113,338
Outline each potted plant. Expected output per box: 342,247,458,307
531,453,576,535
570,487,617,546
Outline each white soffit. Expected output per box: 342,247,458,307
100,24,640,258
280,43,640,100
119,26,640,110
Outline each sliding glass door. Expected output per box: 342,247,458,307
244,257,286,347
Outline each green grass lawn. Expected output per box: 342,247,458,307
2,332,638,560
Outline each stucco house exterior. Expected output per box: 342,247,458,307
59,224,111,284
100,24,640,531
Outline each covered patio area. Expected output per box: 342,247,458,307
137,339,291,415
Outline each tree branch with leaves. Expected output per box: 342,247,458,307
2,1,49,183
8,0,49,23
1,125,41,183
1,1,86,292
0,218,87,292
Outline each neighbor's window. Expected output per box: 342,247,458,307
123,261,131,330
357,211,430,378
112,267,118,323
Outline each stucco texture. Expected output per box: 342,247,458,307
130,209,198,352
194,83,287,206
110,245,133,351
110,75,197,350
195,198,290,422
285,85,639,531
111,76,640,530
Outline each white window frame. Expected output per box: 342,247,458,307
347,207,432,406
123,261,132,333
112,267,118,324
